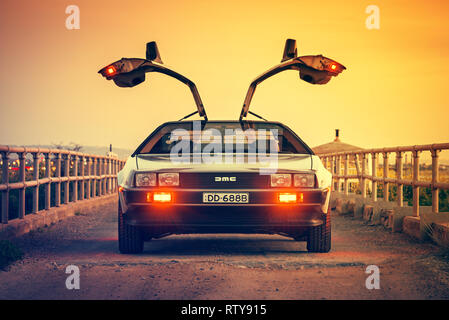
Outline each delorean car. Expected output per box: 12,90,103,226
98,39,346,253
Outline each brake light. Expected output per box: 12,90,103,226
277,192,304,204
153,192,172,203
106,66,117,75
278,192,297,203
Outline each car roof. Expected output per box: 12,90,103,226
158,120,285,125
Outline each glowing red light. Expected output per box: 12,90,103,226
106,66,116,75
153,192,172,203
278,192,297,203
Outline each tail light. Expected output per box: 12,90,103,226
278,192,297,203
159,173,179,186
277,192,304,204
153,192,172,203
293,173,315,188
135,172,157,187
106,66,117,75
99,64,120,80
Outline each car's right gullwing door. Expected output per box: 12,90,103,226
239,39,346,121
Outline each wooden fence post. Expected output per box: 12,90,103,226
73,155,78,202
336,155,341,192
412,150,420,216
55,153,61,207
361,153,367,198
92,158,97,197
344,154,349,195
383,152,389,201
18,152,26,219
32,152,40,213
396,151,403,207
63,154,70,204
80,156,85,200
86,157,91,199
431,149,440,213
372,152,378,202
1,152,10,223
45,153,51,210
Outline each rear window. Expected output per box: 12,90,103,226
136,121,311,155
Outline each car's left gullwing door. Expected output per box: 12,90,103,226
98,41,207,121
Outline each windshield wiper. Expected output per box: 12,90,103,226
248,111,268,121
178,110,199,121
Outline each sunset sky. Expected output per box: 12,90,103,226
0,0,448,152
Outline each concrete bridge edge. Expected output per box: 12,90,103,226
0,194,118,240
331,192,449,247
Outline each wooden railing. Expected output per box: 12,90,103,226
0,145,126,224
317,143,449,216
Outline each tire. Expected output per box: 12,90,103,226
118,204,144,254
307,209,331,253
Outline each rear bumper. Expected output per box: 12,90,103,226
124,204,325,227
119,188,329,232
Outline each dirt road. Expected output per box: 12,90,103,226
1,201,448,299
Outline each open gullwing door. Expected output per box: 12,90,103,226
98,41,207,121
239,39,346,121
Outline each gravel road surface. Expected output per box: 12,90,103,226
1,201,448,299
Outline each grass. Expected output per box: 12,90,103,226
0,240,23,270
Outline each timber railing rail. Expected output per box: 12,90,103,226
0,145,126,224
317,142,449,216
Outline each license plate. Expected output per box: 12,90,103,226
202,192,249,203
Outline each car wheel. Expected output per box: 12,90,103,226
306,209,331,253
118,204,144,254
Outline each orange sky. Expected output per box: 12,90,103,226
0,0,448,151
